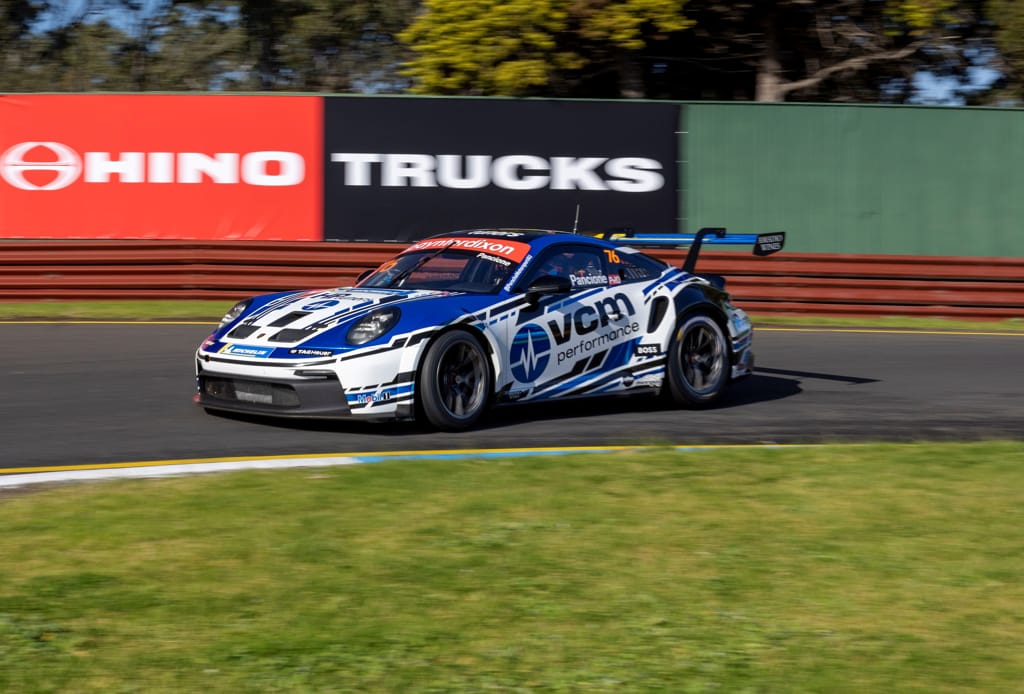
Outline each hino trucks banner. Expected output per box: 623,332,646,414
0,94,678,241
0,94,322,240
321,97,679,242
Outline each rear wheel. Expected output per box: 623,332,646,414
419,330,492,430
665,313,729,407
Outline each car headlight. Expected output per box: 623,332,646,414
218,300,251,330
346,307,401,345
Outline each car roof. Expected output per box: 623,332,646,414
426,228,617,252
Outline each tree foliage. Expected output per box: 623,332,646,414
0,0,1018,103
1,0,50,90
0,0,416,92
399,0,692,97
661,0,989,102
988,0,1024,101
401,0,992,101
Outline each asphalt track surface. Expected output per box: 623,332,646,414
2,323,1022,472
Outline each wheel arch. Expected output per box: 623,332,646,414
671,286,731,340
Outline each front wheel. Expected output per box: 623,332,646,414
419,330,492,431
665,313,729,407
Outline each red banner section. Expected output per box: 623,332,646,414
0,95,321,240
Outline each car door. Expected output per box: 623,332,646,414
506,244,647,401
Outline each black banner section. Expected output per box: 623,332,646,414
323,97,679,242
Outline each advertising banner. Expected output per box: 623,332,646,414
0,95,321,240
322,97,679,242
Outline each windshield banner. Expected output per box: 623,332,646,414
400,236,531,262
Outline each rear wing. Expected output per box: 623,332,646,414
599,227,785,274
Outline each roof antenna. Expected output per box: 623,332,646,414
572,204,581,234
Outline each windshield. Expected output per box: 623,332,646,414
357,249,520,294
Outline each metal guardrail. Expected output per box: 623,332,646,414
2,241,1022,319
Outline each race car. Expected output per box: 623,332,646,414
195,227,784,430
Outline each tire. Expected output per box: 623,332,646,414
665,313,729,407
419,330,492,430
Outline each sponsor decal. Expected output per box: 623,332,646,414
356,391,392,404
467,230,525,238
219,344,274,358
503,253,533,292
0,95,321,240
556,322,640,365
635,344,661,356
328,153,664,192
0,142,81,191
548,292,636,346
754,233,785,255
289,348,334,357
570,274,608,288
476,252,511,266
730,310,752,336
549,293,641,365
1,142,305,191
608,274,622,286
402,236,530,262
301,299,340,311
510,324,551,382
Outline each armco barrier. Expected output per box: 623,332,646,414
1,241,1022,319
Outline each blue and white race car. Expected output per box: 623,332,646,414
195,228,784,430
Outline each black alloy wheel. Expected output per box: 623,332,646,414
665,313,729,407
419,330,492,430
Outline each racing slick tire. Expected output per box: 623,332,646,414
419,330,493,431
665,312,729,408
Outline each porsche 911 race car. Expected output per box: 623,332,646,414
195,227,784,430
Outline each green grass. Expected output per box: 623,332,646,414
2,443,1023,692
1,300,1022,332
0,300,227,322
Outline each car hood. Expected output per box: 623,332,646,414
211,286,489,354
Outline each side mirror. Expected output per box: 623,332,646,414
525,275,572,306
355,268,373,285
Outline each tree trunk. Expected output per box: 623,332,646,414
756,10,784,102
616,51,646,99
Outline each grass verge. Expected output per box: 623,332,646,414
0,300,228,322
2,443,1023,692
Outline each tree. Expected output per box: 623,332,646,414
741,1,989,102
285,0,419,92
399,0,692,98
1,0,200,92
987,0,1024,102
1,0,50,90
1,0,418,93
169,0,417,92
399,0,993,102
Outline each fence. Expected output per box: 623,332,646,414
2,241,1022,319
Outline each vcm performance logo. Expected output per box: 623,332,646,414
1,141,305,191
510,324,551,383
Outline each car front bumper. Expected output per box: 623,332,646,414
194,348,417,421
196,368,355,419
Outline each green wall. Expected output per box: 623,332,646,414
681,102,1024,257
